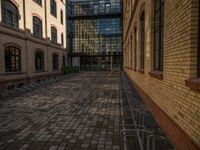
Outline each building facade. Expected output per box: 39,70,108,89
67,0,122,70
0,0,67,91
123,0,200,149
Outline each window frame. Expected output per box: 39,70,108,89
140,11,145,70
153,0,164,71
60,10,63,24
1,0,20,29
52,54,59,70
50,0,57,17
4,46,21,72
61,33,64,46
51,27,57,43
33,16,43,38
198,0,200,77
62,55,66,66
134,26,137,70
35,51,44,71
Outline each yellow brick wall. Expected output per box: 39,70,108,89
123,0,200,146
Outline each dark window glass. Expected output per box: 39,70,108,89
140,11,145,69
35,51,44,70
1,0,20,28
5,46,21,72
51,27,57,43
154,0,164,71
33,16,43,38
51,0,57,17
34,0,42,5
134,27,137,69
53,54,59,69
61,10,63,24
198,1,200,77
61,33,64,46
62,56,66,66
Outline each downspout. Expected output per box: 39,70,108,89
44,0,50,74
23,0,30,82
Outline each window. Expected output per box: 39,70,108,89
198,1,200,77
53,54,59,69
1,0,20,28
140,11,145,70
61,33,64,46
51,0,57,17
154,0,164,71
5,46,21,72
34,0,42,5
33,16,43,38
131,35,133,69
105,3,111,13
134,27,137,70
60,10,63,24
62,56,66,66
35,51,44,71
51,27,57,43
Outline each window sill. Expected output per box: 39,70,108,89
138,69,144,74
185,78,200,91
35,70,46,73
0,23,21,32
132,68,137,71
53,69,59,72
4,72,24,75
51,14,57,18
149,70,163,80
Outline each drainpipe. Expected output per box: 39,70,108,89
23,0,30,82
44,0,50,74
23,0,26,29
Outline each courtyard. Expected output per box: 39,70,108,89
0,72,121,150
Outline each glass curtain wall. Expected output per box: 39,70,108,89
67,0,122,70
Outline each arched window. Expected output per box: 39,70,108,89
35,51,44,70
1,0,20,28
154,0,164,71
5,46,21,72
51,27,57,43
53,54,59,69
140,11,145,70
33,16,43,38
51,0,57,17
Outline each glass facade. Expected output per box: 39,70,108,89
67,0,122,70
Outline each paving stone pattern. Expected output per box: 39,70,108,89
0,72,122,150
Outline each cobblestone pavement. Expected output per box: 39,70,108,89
0,72,121,150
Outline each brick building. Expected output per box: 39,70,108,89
0,0,67,90
123,0,200,149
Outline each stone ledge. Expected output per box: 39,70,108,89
138,69,144,74
149,70,163,80
185,78,200,91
